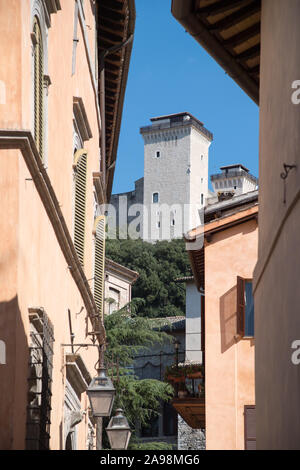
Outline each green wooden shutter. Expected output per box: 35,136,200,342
94,216,106,319
33,17,44,160
237,276,245,336
74,149,88,266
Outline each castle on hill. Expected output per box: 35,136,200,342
110,112,257,241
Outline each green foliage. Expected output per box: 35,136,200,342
104,306,174,439
104,299,172,367
129,440,174,450
105,238,191,317
113,374,173,429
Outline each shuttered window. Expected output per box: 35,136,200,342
74,149,88,266
237,276,245,336
244,405,256,450
33,17,44,160
237,277,254,337
94,216,105,319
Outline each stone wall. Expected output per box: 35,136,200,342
178,416,206,450
109,177,144,236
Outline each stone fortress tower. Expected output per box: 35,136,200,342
210,164,258,198
140,113,213,241
110,113,258,242
109,112,213,241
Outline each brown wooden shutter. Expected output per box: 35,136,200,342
244,405,256,450
237,276,245,336
74,149,88,266
94,216,105,319
33,17,44,160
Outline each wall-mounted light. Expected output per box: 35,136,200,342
106,409,131,450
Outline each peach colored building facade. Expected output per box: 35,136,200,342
104,258,138,316
0,0,135,450
187,195,258,450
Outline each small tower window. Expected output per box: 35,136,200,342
155,151,160,158
201,194,204,205
153,192,159,203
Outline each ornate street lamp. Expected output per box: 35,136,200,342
106,409,131,450
87,347,116,417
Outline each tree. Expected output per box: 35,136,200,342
103,299,174,449
105,238,191,317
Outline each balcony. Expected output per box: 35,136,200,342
172,397,205,429
165,362,205,430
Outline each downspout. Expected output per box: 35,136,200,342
99,33,134,198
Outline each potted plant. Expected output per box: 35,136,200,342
186,364,204,379
165,364,185,383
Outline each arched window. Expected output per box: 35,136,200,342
93,216,106,318
33,16,44,159
73,149,88,266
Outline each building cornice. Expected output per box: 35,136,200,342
140,119,213,143
105,258,139,284
73,97,93,142
93,172,106,205
186,205,258,242
0,130,105,345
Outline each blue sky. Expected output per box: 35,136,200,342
112,0,259,194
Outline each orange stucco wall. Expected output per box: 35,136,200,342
205,218,257,450
0,0,102,450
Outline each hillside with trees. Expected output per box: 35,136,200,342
106,238,191,317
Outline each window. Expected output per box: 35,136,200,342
155,151,160,158
94,216,105,318
171,219,175,226
215,182,219,189
153,192,159,203
33,16,45,159
74,149,88,266
157,221,161,229
201,194,204,205
108,287,120,315
244,406,256,450
201,155,203,161
237,277,254,337
26,308,54,450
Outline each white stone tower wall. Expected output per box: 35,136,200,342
189,127,211,229
142,127,191,240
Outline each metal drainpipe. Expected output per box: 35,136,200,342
99,34,134,196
